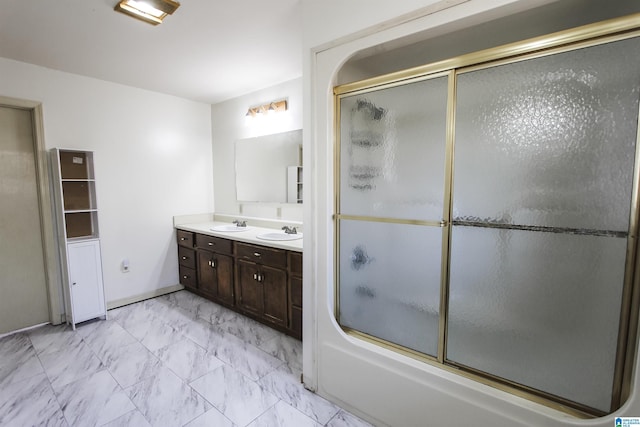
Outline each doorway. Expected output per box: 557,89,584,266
0,97,60,335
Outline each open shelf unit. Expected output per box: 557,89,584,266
287,166,303,204
51,148,106,329
56,150,99,240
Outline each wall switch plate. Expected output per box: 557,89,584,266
121,258,130,273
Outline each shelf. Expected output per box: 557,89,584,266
67,236,100,243
59,151,95,180
287,166,303,204
55,149,99,239
62,181,97,211
64,209,98,239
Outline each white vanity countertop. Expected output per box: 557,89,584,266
175,221,303,252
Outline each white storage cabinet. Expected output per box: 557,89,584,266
51,149,106,329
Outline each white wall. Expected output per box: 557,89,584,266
211,78,303,222
0,57,214,308
302,0,640,426
303,0,571,51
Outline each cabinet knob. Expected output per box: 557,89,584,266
72,282,77,286
253,252,261,257
183,275,189,279
208,242,214,246
180,237,186,241
182,256,188,260
253,273,257,280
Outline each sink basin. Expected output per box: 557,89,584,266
256,232,303,241
211,224,251,232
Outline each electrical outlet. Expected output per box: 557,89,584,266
121,259,130,273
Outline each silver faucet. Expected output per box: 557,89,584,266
282,226,297,234
233,220,247,227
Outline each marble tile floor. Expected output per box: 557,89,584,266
0,290,373,427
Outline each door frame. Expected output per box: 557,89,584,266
0,96,62,326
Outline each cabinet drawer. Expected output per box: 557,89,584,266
178,246,196,269
236,242,286,268
179,265,197,288
195,233,233,254
177,230,194,248
289,252,302,276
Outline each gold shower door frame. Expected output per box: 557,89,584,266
333,14,640,418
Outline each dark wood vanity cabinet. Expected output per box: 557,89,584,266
195,234,234,306
177,230,197,290
176,229,302,339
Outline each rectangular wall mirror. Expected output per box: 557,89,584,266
235,129,302,203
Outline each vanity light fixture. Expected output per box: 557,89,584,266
246,100,288,117
114,0,180,26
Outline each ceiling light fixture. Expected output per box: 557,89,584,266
246,99,288,117
114,0,180,25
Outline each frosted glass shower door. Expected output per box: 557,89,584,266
448,37,640,412
337,75,449,357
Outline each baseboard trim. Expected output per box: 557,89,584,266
0,321,50,339
106,284,185,310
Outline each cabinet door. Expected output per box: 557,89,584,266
67,241,105,323
262,264,287,327
236,259,263,316
215,253,234,305
197,250,215,297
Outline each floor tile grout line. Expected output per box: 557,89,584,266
43,322,157,426
181,363,246,427
185,359,230,386
243,397,282,427
325,409,345,427
30,339,68,425
96,408,137,427
108,369,155,427
288,398,328,427
115,302,226,426
2,291,371,427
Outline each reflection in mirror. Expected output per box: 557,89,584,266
235,129,302,203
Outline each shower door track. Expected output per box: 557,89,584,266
451,220,629,238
